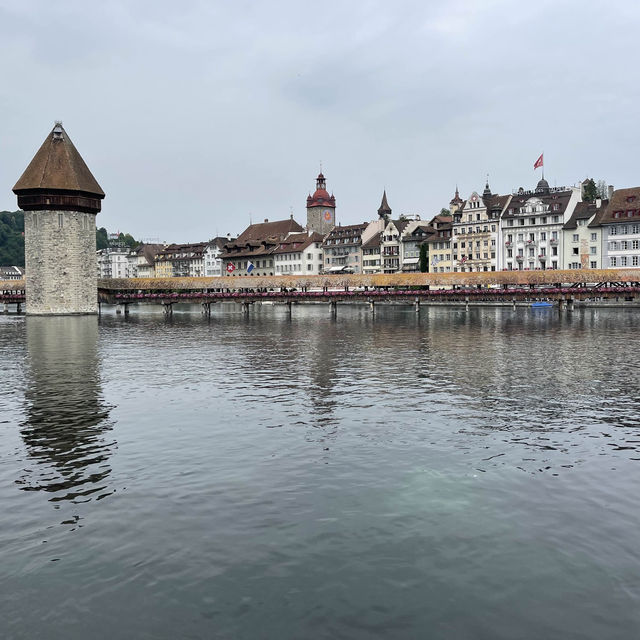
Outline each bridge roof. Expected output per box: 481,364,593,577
13,123,104,197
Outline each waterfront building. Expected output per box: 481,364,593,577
500,180,579,271
273,231,324,275
426,213,453,273
381,218,411,273
153,243,206,278
322,223,368,273
97,246,133,279
360,218,385,275
306,172,336,236
361,232,383,274
0,266,25,280
452,183,509,272
13,122,104,314
562,201,607,269
203,237,232,277
401,222,435,272
131,243,164,278
221,217,304,276
598,187,640,269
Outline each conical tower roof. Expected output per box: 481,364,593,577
378,190,392,217
13,123,104,197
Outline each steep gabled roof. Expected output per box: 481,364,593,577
596,187,640,225
236,218,304,243
564,200,608,229
13,123,104,197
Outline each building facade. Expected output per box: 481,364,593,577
501,181,579,271
599,187,640,269
452,184,508,273
273,232,324,275
13,122,105,314
153,243,207,278
221,218,305,277
322,223,367,273
562,201,606,270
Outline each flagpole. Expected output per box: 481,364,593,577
542,151,544,180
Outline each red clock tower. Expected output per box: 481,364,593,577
306,172,336,236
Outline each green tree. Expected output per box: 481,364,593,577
96,227,109,250
583,178,598,202
0,211,25,266
118,232,139,249
419,243,428,273
440,208,451,216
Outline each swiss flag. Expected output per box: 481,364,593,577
534,153,544,170
226,262,235,273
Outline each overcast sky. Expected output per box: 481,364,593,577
1,0,638,242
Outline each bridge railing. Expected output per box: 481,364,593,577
98,269,640,293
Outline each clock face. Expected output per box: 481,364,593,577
323,210,332,221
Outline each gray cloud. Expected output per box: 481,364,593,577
1,0,639,242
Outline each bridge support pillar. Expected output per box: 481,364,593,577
242,302,250,315
465,296,469,312
513,297,516,310
163,303,173,317
202,302,211,317
123,303,130,316
568,296,575,311
16,302,22,314
330,300,337,316
115,304,122,314
368,299,375,315
558,297,565,311
414,297,420,313
3,302,8,314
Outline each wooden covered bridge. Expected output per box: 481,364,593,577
3,269,640,315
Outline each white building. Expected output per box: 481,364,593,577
273,231,324,275
500,180,579,271
203,237,231,277
97,246,133,279
561,201,606,269
600,187,640,269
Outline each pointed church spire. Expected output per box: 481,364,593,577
483,176,492,199
378,190,392,218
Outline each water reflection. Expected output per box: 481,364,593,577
17,316,115,502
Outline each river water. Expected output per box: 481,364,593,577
1,304,640,639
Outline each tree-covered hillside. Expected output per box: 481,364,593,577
0,210,140,267
0,211,25,266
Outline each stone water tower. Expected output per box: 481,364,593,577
13,123,105,315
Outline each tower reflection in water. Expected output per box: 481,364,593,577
18,316,115,502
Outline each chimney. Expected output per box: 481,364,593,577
264,218,268,223
608,185,614,200
596,198,602,208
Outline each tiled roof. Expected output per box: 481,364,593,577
502,190,571,219
595,187,640,225
236,218,304,243
13,123,104,197
272,232,323,254
564,201,608,229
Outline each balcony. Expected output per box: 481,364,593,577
515,255,524,261
550,238,558,245
538,254,547,261
505,241,512,246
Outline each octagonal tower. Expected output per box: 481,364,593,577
13,123,105,315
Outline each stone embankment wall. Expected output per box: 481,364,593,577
25,210,97,314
